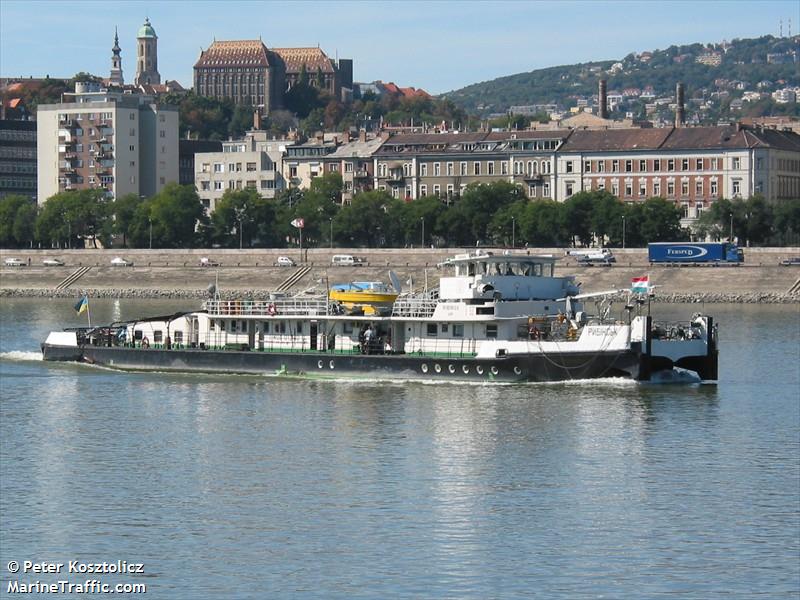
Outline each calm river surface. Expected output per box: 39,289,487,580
1,298,798,599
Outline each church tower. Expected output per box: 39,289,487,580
134,17,161,86
109,27,124,86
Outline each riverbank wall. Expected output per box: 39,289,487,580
1,247,799,303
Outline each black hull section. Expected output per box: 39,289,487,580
42,344,642,383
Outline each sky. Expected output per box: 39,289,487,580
1,0,797,94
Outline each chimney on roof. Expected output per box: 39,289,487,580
675,82,685,128
598,79,608,119
359,129,367,143
253,109,262,131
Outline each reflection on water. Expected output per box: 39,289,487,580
0,299,798,598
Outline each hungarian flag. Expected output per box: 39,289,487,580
290,218,305,229
631,276,650,293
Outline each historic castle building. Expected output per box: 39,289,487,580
193,40,353,114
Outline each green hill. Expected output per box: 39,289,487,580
443,35,800,123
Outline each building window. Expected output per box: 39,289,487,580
543,183,550,197
214,181,222,190
654,159,661,172
214,163,223,173
566,182,574,197
345,162,353,173
639,181,647,196
695,179,703,196
682,158,689,171
246,162,256,172
488,162,495,175
433,184,441,197
612,182,619,196
711,180,718,196
597,161,605,173
695,202,704,216
473,162,481,176
696,158,703,171
732,180,741,196
159,130,166,138
625,182,633,196
682,203,689,218
446,184,454,198
639,159,646,172
681,180,689,196
446,162,454,176
460,162,467,176
625,160,632,172
732,157,741,170
501,161,508,175
566,161,574,173
420,184,427,196
653,180,661,196
584,160,591,173
668,159,675,171
612,160,619,173
420,163,428,176
667,181,675,196
201,181,210,191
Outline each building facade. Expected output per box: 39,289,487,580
36,83,178,204
0,119,37,200
194,131,294,212
134,18,160,86
193,40,353,113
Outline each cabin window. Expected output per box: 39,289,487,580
230,321,237,333
427,324,438,337
153,330,163,343
343,322,354,334
275,322,287,334
517,325,530,338
486,325,497,338
452,324,464,338
240,320,248,333
174,331,183,344
209,320,216,331
262,321,270,333
296,322,303,333
441,324,449,333
134,330,143,341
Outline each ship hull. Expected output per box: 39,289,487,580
42,344,642,383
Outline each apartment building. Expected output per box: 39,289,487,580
283,138,338,190
323,131,386,202
194,131,294,212
557,125,800,224
36,82,178,204
0,119,36,200
372,130,567,201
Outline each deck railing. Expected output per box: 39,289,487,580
204,298,329,317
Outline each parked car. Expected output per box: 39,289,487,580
110,257,133,267
779,257,800,266
331,254,364,266
42,258,65,267
274,256,295,267
199,257,220,267
4,257,25,267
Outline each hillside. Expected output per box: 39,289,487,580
444,35,800,124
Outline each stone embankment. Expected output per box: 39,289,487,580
1,247,799,303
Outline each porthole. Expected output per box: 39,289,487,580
513,366,522,375
476,366,484,375
318,360,324,369
490,366,499,375
421,363,429,373
448,364,456,374
434,364,442,373
462,365,470,374
329,360,335,369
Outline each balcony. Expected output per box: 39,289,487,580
386,172,404,183
354,170,370,179
523,174,543,183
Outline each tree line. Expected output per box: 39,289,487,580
2,178,799,249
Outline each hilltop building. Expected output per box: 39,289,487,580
109,28,124,86
134,18,160,86
193,40,353,114
36,82,178,204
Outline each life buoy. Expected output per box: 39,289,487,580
267,303,276,316
141,337,150,349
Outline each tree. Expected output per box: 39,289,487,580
635,197,685,243
774,198,800,245
35,189,112,248
131,184,205,248
741,195,773,246
0,195,37,248
334,190,396,247
560,192,595,246
443,181,523,246
112,193,144,248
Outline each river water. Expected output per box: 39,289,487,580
0,298,798,599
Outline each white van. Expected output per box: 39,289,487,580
331,254,363,266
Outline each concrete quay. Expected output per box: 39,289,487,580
1,247,799,303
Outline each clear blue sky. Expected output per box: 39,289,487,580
1,0,796,94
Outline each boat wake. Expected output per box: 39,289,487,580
646,368,702,384
0,350,43,362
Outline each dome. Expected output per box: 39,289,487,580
137,18,156,38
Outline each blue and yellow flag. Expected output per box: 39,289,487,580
74,296,89,315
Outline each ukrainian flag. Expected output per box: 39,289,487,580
74,296,89,315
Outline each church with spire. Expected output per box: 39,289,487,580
108,27,124,86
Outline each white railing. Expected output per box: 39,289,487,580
391,296,438,318
204,298,329,317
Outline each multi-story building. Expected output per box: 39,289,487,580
36,82,178,204
0,119,37,200
194,131,294,212
193,40,353,114
283,137,338,190
557,124,800,224
323,131,385,202
372,130,567,201
179,139,222,186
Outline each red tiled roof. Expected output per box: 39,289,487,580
195,40,271,68
271,47,334,74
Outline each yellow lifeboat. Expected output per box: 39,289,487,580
329,281,399,315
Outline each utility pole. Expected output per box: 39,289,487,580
622,215,626,249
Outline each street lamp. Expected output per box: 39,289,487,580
329,217,333,250
511,216,516,248
622,215,626,249
148,217,153,250
420,217,425,248
729,213,734,241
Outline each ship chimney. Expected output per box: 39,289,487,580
598,79,608,120
675,82,685,128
